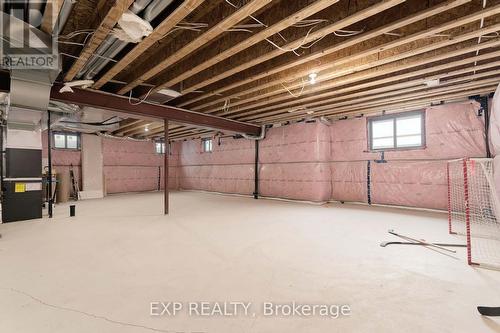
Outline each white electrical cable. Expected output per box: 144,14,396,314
474,0,488,74
97,132,152,142
128,87,154,106
222,99,230,113
60,52,119,63
280,78,307,98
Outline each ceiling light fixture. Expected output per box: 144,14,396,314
145,127,149,132
309,72,318,84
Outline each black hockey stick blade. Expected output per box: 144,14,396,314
380,241,467,248
478,306,500,316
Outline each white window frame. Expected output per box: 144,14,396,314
367,111,425,151
202,138,213,153
155,142,166,154
53,132,81,150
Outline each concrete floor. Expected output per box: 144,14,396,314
0,191,500,333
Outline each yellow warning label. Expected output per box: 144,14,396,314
15,183,26,193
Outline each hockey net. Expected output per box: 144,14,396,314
447,158,500,269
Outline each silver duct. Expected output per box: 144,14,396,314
78,0,175,80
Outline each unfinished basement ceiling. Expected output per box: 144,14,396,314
57,0,500,140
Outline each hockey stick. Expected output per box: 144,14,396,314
478,306,500,316
388,229,457,253
380,241,466,247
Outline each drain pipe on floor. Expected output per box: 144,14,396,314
243,126,266,200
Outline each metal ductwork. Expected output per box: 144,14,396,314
78,0,175,80
57,0,77,34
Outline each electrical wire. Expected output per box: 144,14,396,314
97,132,152,142
280,78,307,98
474,0,488,74
59,52,119,63
128,87,154,106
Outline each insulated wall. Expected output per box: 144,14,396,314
175,101,486,210
259,122,331,201
177,137,254,195
42,135,179,195
102,138,179,194
329,101,486,210
41,131,82,188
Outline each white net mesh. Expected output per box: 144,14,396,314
448,160,466,235
448,158,500,269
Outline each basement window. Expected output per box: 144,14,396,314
155,142,166,154
202,138,213,153
368,111,425,151
53,132,80,150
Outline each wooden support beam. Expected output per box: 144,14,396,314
126,122,164,137
211,24,500,116
145,124,185,138
113,120,149,135
177,0,409,103
64,0,135,82
256,75,500,123
192,0,485,112
113,118,142,135
201,5,500,113
239,51,500,121
170,129,213,140
147,0,341,95
40,0,65,35
93,0,205,89
233,42,500,120
272,86,497,124
117,0,274,95
50,84,261,135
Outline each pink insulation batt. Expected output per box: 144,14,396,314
102,138,179,193
174,101,486,210
41,100,489,210
177,137,255,195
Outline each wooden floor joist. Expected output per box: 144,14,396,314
92,0,205,89
178,0,471,108
116,0,274,95
193,1,493,113
64,0,135,82
238,51,500,121
229,39,500,119
209,25,500,117
55,0,499,136
41,0,65,35
147,0,342,96
272,85,498,124
176,0,407,105
256,74,500,123
200,9,500,115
